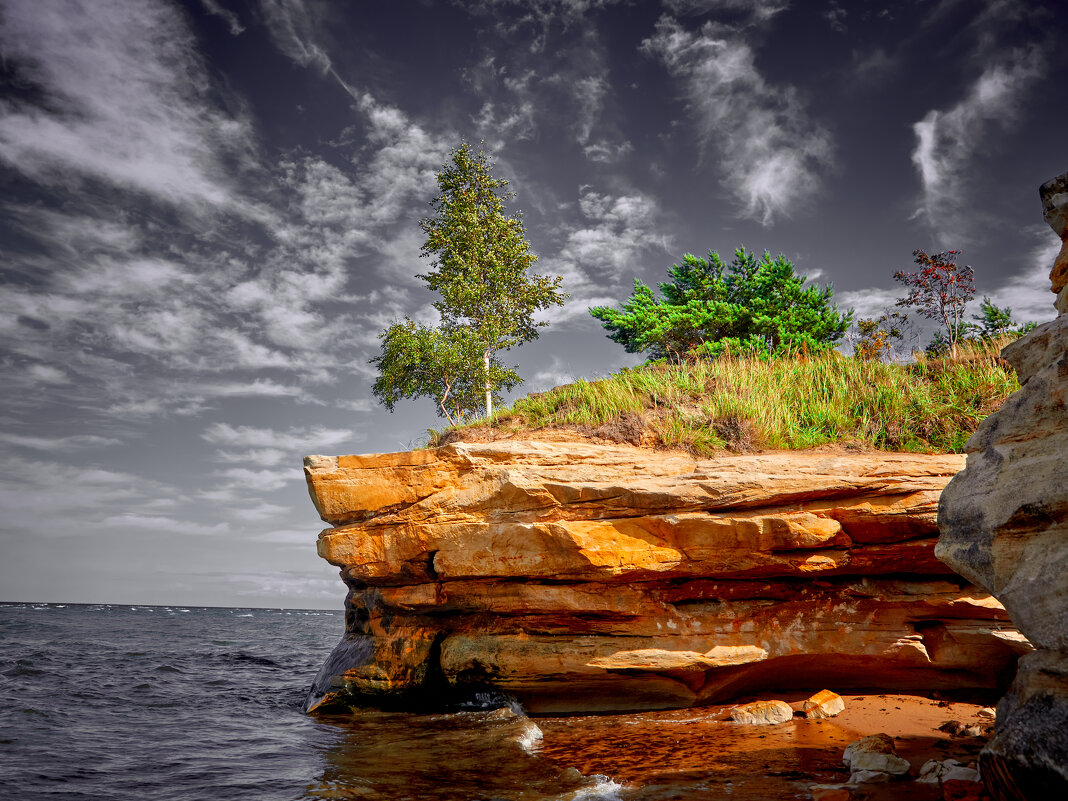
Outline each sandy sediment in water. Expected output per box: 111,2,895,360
533,690,994,799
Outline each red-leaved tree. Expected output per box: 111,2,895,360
893,249,975,354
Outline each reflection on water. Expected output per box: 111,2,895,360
306,705,585,800
304,703,875,800
1,605,962,801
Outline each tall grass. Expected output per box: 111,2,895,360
429,338,1020,455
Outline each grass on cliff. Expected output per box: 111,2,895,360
429,338,1020,456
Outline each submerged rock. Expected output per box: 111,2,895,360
917,759,980,784
843,733,910,776
303,444,1025,714
937,172,1068,801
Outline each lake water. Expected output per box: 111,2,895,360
1,603,866,800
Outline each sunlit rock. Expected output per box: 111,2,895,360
802,689,845,719
304,441,1025,714
728,699,793,725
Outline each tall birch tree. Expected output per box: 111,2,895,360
372,143,565,422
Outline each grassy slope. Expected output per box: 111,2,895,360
430,340,1020,455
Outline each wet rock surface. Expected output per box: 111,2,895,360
303,443,1024,714
937,172,1068,800
728,699,793,725
804,689,847,719
843,733,911,777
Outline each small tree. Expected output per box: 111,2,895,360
964,297,1036,341
372,143,565,422
589,247,852,361
371,322,519,426
854,311,909,362
893,249,975,354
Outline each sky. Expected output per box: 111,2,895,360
1,0,1065,608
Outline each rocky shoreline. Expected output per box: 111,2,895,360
301,171,1068,801
936,172,1068,799
302,445,1025,715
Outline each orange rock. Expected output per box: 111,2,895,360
1050,239,1068,294
803,689,845,718
303,442,1026,714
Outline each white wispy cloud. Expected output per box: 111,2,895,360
198,0,246,36
0,433,122,451
528,356,580,392
102,514,231,536
539,186,670,323
258,0,333,73
202,423,358,451
461,7,631,161
642,15,833,225
236,505,297,523
911,49,1044,246
0,455,186,534
835,286,906,324
983,229,1061,325
214,467,296,493
0,0,257,213
461,1,626,53
662,0,788,21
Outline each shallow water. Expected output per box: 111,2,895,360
1,603,903,800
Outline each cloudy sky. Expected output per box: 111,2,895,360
1,0,1064,608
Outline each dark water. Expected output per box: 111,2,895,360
0,603,853,800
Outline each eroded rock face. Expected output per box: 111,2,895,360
937,172,1068,800
304,442,1025,714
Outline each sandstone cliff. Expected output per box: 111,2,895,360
304,443,1026,714
938,172,1068,799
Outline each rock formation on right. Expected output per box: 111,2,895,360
937,171,1068,800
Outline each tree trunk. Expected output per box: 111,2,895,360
484,350,492,418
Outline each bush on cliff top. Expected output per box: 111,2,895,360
427,338,1019,455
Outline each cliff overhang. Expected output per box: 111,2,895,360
303,442,1025,715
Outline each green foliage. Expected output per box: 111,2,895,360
432,344,1018,456
589,247,852,361
926,298,1036,356
370,321,518,426
371,142,566,421
965,296,1037,340
854,311,908,362
418,142,565,417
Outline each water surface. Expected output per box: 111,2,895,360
2,603,898,800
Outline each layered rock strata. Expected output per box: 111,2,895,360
937,173,1068,799
305,443,1026,714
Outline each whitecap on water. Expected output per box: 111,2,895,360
516,719,543,752
568,775,625,801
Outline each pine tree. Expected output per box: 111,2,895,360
590,248,851,361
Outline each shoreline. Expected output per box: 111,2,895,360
530,690,994,799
